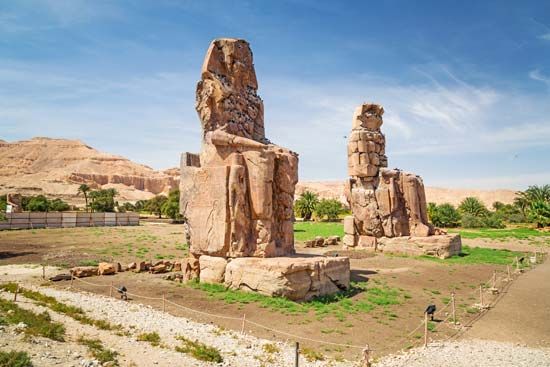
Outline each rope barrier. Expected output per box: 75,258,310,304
65,253,533,357
245,319,365,349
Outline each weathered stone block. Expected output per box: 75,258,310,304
343,216,355,235
224,257,350,301
377,234,462,259
199,255,228,283
98,262,117,276
70,266,98,278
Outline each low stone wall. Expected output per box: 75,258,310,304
0,212,139,230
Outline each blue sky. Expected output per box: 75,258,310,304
1,0,549,189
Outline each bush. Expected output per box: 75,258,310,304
0,350,33,367
26,195,50,212
175,336,223,363
89,189,117,212
528,200,550,228
429,203,460,228
314,199,343,221
460,214,485,228
162,189,182,220
48,198,70,212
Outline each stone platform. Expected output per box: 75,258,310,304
377,234,462,259
198,255,350,301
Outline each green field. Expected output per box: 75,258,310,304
293,221,344,241
418,245,529,266
293,221,549,242
449,227,550,240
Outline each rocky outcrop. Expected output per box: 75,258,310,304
180,38,298,259
0,137,179,204
224,256,350,301
68,173,178,194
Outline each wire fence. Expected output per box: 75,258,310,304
54,250,546,365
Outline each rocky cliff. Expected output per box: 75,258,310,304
0,137,179,204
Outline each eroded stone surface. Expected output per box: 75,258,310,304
180,38,298,259
344,102,461,257
199,255,228,283
377,234,462,259
224,257,350,301
345,103,435,239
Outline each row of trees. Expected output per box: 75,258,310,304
0,194,71,212
429,185,550,228
117,189,181,220
294,191,345,221
294,185,550,228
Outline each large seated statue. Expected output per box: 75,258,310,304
344,103,461,258
179,39,350,300
181,39,298,259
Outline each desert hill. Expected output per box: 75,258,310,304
0,137,178,204
0,137,517,207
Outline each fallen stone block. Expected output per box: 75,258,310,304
377,234,462,259
199,255,228,283
49,274,72,282
70,266,98,278
150,264,168,274
98,262,117,276
224,256,350,301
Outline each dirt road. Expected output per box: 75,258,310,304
463,257,550,348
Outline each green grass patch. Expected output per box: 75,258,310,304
418,245,527,266
0,298,65,341
187,280,407,321
0,350,33,367
78,259,99,267
78,337,119,365
427,321,436,332
0,283,120,331
293,221,343,242
175,336,223,363
262,343,280,354
301,347,325,362
449,227,550,240
137,331,161,347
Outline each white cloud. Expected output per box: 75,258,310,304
539,33,550,41
529,69,550,86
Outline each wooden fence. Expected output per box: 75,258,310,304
0,212,139,230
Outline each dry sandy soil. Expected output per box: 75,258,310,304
1,222,545,363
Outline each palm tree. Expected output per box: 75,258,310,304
458,197,488,217
77,184,91,212
294,191,319,221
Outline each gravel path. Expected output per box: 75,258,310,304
2,282,354,367
374,340,550,367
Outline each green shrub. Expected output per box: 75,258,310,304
314,199,343,221
137,332,161,346
175,336,223,363
0,298,65,341
429,203,460,228
0,350,33,367
460,214,485,228
78,337,118,365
